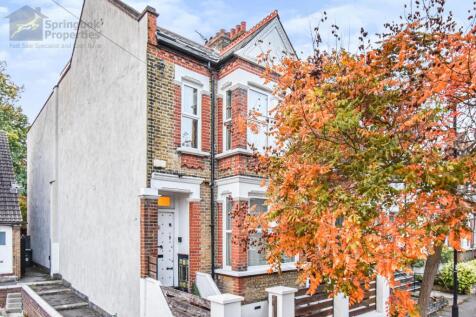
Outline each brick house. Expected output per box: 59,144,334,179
0,132,22,278
27,0,297,316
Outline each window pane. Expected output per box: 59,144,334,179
182,117,198,148
282,255,294,263
248,89,268,116
225,126,232,151
225,91,232,120
249,198,267,216
225,199,232,230
226,233,232,266
247,120,268,151
248,232,267,266
0,232,5,245
183,85,198,115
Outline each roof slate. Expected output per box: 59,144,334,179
0,132,22,224
156,10,280,63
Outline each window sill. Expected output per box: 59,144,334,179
215,148,253,160
215,263,296,277
177,147,210,157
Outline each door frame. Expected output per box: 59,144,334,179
0,225,13,274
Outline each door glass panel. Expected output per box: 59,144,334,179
0,232,5,245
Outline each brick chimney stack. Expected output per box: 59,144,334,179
206,28,231,51
206,21,247,51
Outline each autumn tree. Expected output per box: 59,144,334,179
250,1,476,316
0,62,28,194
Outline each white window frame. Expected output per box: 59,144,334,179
222,197,233,270
181,81,202,150
247,87,272,152
223,90,233,152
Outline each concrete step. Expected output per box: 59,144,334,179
0,276,17,284
6,298,21,305
5,292,22,314
6,293,20,299
5,306,21,314
37,288,71,296
54,302,89,311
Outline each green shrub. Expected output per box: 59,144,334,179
441,245,453,264
436,260,476,294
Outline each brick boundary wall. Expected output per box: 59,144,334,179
140,197,159,278
22,288,52,317
216,270,299,304
0,285,21,308
12,225,21,277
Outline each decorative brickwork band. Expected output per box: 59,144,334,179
140,197,158,278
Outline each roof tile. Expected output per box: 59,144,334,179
0,132,22,224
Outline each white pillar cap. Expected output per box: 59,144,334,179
266,286,298,295
207,293,244,305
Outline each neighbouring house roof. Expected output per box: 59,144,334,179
157,26,221,63
0,132,22,224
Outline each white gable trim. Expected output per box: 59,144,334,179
235,17,295,64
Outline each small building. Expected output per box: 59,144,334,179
0,132,22,278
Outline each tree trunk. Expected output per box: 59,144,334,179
417,245,443,316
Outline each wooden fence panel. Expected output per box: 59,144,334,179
295,286,333,317
349,280,377,317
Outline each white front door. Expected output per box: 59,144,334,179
157,212,174,286
0,226,13,274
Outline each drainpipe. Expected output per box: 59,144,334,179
208,62,216,278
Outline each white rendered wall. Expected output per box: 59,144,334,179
28,89,57,268
28,0,149,316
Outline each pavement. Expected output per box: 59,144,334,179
432,290,476,317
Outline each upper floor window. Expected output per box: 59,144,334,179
224,91,232,151
248,89,271,152
182,84,200,149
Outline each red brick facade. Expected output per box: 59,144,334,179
231,201,248,271
141,8,299,302
140,197,159,279
189,201,201,286
12,226,21,277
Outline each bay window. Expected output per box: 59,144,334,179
182,84,200,149
247,198,294,267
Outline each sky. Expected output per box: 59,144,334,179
0,0,470,122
